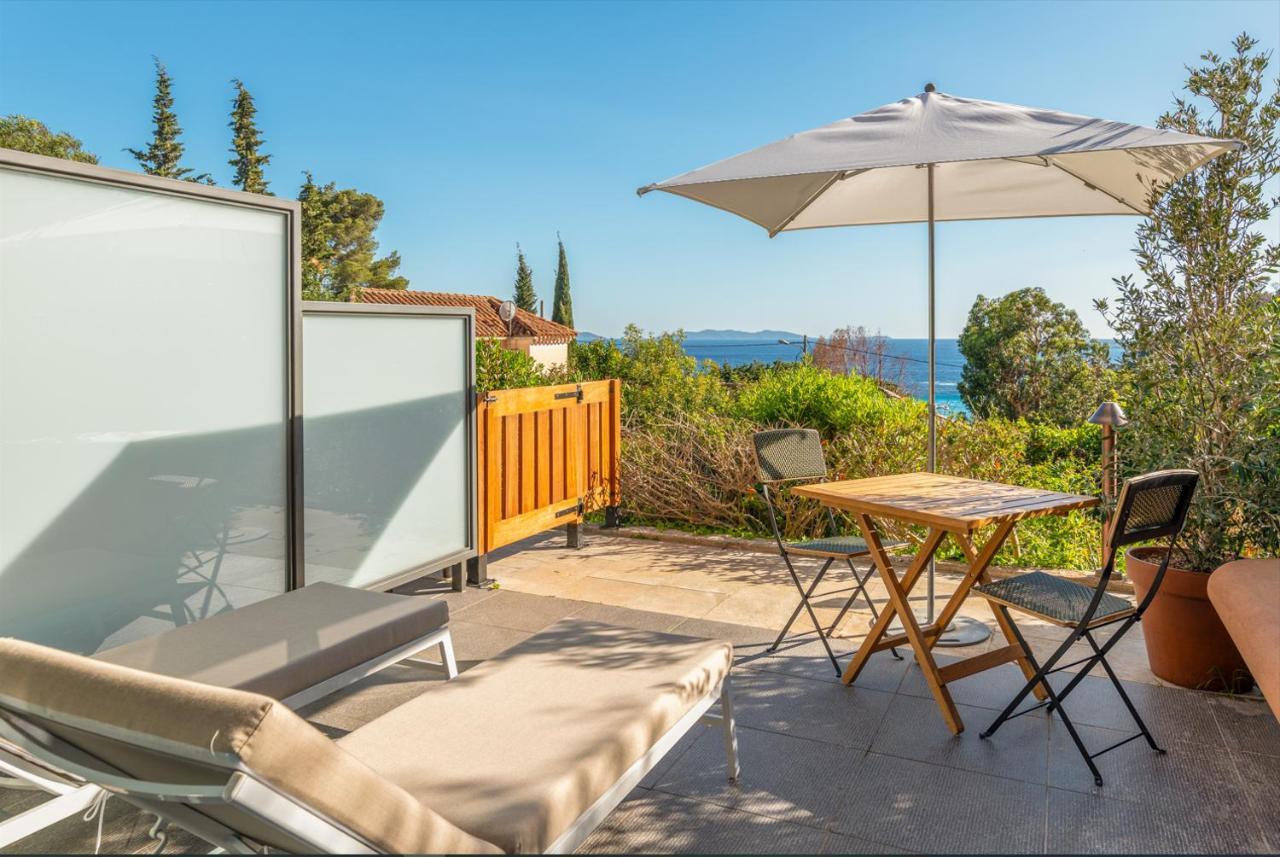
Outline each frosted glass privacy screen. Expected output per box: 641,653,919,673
0,165,291,654
302,308,472,589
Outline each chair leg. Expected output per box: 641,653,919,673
1081,632,1163,753
829,559,901,660
979,620,1107,785
771,556,841,676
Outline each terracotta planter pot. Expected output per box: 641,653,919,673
1127,547,1252,692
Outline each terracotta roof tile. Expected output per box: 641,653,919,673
354,289,577,344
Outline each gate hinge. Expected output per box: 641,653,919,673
482,394,497,403
555,499,585,519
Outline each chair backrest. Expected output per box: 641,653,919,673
753,429,826,483
0,637,499,855
1107,469,1199,554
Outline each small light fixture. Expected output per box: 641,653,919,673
1088,401,1128,560
1087,401,1129,428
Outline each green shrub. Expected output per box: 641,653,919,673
476,338,553,393
570,332,1104,570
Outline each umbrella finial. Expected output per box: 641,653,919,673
924,82,936,93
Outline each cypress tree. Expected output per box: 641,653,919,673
127,58,208,182
551,233,574,328
513,244,536,312
228,79,270,194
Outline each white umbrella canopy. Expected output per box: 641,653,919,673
638,86,1239,233
638,86,1238,643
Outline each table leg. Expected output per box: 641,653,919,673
843,523,945,686
950,528,1048,702
847,518,963,734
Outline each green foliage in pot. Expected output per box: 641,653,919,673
1098,33,1280,571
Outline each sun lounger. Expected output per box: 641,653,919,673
0,618,738,854
0,582,456,848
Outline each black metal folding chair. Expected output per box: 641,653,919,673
752,429,902,676
974,469,1199,786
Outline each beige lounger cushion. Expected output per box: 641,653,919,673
94,582,448,699
0,638,500,855
339,618,733,853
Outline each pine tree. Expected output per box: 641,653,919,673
228,79,270,194
512,244,536,312
298,171,409,301
551,233,574,328
127,58,209,182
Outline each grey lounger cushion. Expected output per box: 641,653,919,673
338,618,733,853
0,638,500,854
94,582,448,700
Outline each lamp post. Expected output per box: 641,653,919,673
1087,402,1129,560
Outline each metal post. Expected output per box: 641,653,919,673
926,162,937,623
1101,423,1115,560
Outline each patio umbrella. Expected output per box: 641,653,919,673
638,85,1238,642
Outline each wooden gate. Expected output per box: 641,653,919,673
476,379,621,555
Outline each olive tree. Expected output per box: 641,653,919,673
1098,33,1280,570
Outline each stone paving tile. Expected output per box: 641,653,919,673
1045,672,1224,742
1047,720,1246,815
1205,693,1280,756
445,619,535,670
559,575,728,619
568,600,688,632
897,656,1034,712
577,789,833,854
730,668,896,750
669,616,778,655
448,589,586,632
1046,785,1271,854
1231,750,1280,852
650,726,863,830
870,692,1050,784
738,633,911,694
830,752,1048,854
297,660,447,735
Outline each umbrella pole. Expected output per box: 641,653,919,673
927,161,992,648
926,163,937,624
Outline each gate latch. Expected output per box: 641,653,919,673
554,384,584,402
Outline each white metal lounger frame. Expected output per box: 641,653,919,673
0,626,457,849
0,670,738,855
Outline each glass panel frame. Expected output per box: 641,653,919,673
298,301,477,591
0,148,302,649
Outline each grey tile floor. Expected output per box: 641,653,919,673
3,585,1277,854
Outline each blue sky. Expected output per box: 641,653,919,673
2,0,1276,337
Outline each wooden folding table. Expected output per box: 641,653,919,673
792,472,1098,734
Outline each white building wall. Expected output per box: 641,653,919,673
527,342,569,369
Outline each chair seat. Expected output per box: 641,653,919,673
976,571,1133,628
785,535,872,557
